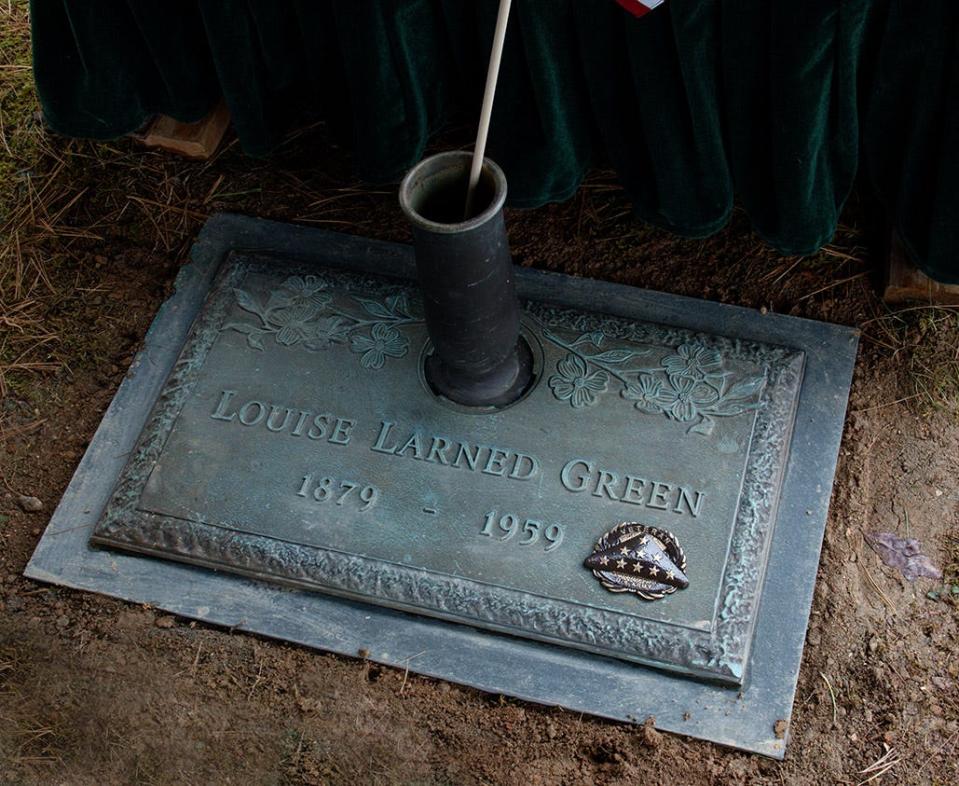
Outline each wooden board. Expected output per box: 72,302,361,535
134,100,231,160
884,232,959,305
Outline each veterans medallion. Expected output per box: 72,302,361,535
585,523,689,600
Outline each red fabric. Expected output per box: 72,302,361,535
615,0,651,18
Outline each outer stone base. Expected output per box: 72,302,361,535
26,214,857,757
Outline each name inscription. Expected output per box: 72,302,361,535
211,389,356,446
208,389,709,520
561,460,705,518
371,420,539,482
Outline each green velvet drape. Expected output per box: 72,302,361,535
29,0,959,283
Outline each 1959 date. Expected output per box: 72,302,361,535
480,510,565,552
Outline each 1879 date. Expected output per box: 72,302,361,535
296,473,380,511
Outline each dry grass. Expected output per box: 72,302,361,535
0,0,416,414
0,7,260,403
0,0,48,398
907,308,959,416
861,305,959,419
0,643,66,769
942,532,959,596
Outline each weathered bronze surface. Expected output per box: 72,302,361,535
91,251,805,685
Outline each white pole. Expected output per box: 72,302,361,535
464,0,512,220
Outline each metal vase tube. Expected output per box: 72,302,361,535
399,151,532,407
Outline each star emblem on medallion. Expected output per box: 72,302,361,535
583,522,689,601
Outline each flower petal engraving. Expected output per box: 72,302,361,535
662,344,723,380
549,353,609,408
351,323,408,370
222,277,418,370
304,317,350,351
282,275,331,309
543,333,767,435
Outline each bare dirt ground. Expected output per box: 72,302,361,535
2,4,958,784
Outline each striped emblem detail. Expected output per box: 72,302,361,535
615,0,665,18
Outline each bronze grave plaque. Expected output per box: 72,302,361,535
92,252,804,685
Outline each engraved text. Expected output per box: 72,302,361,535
211,389,357,446
560,458,705,517
371,420,540,482
480,510,565,552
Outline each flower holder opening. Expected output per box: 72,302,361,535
399,151,533,408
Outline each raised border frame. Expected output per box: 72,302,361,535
26,214,858,757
